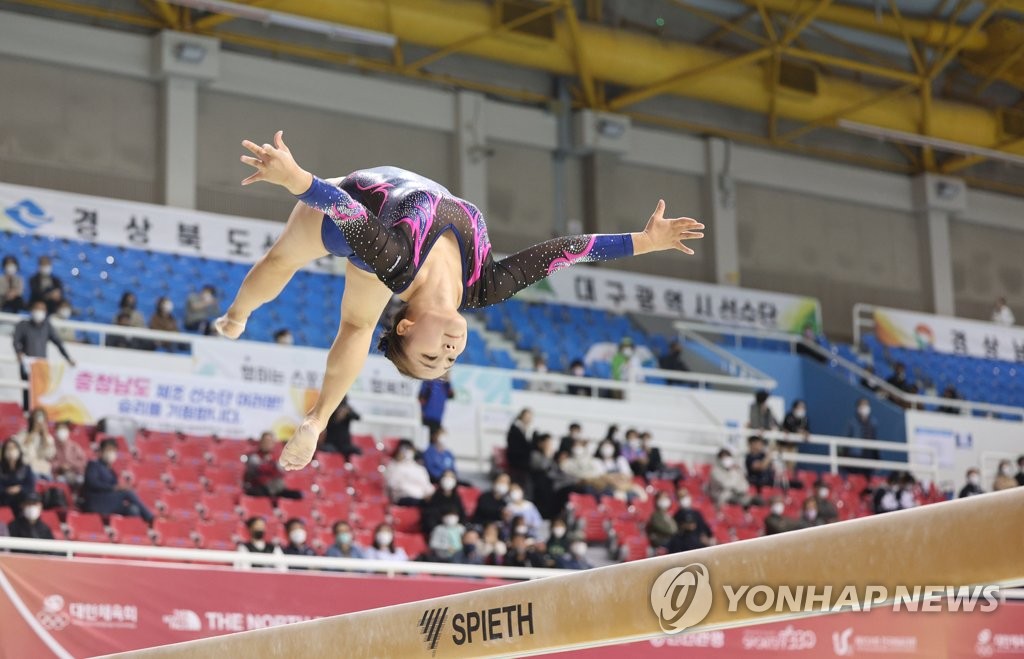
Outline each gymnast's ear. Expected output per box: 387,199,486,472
395,319,414,335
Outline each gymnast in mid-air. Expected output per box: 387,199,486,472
215,131,705,471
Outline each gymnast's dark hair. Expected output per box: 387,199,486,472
376,302,418,378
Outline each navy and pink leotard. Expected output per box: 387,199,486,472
299,166,634,309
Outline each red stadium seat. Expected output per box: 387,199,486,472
394,532,427,559
195,520,238,550
0,508,13,525
491,447,507,472
350,435,378,453
202,466,244,492
134,435,173,461
312,528,336,553
314,452,347,477
238,495,276,520
276,498,315,524
170,440,210,467
601,497,630,519
314,499,350,526
379,438,402,455
349,502,387,530
153,519,196,548
40,510,63,537
389,506,421,534
123,460,167,489
166,464,204,492
109,515,152,545
156,491,200,521
621,535,650,562
65,512,109,543
199,492,240,522
282,470,318,496
208,441,251,466
581,510,608,543
458,487,481,518
35,481,72,510
567,493,598,517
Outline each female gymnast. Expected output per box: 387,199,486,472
215,131,704,471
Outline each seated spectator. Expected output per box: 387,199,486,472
238,516,278,554
148,297,182,352
473,474,510,526
590,439,646,501
385,440,434,506
184,285,220,334
645,492,677,549
0,438,36,510
992,296,1015,327
115,292,145,327
872,473,904,514
841,399,880,478
28,256,65,313
708,449,751,508
886,362,917,394
428,508,465,562
51,421,87,488
243,432,302,500
365,523,408,561
9,492,55,541
478,522,507,566
528,354,562,394
565,360,593,397
15,408,56,480
528,434,559,519
637,431,675,480
812,481,839,524
798,497,823,529
544,517,571,566
620,429,643,465
274,328,294,345
421,470,464,534
422,427,456,483
765,496,797,535
321,397,362,458
1016,456,1024,487
748,390,779,433
959,468,984,498
1,255,25,313
105,312,142,350
561,438,604,484
504,483,543,537
744,436,774,491
506,408,535,481
325,521,365,559
503,532,545,568
82,439,153,523
452,529,483,565
558,423,583,456
281,518,316,557
937,385,963,415
658,339,690,379
781,399,810,450
594,439,632,478
994,460,1017,491
669,491,712,553
556,538,593,570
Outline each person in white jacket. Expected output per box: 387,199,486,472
992,297,1016,327
384,440,435,506
708,448,752,508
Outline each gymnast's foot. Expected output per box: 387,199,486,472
279,417,321,471
213,314,247,339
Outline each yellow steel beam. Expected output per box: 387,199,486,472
607,47,773,111
585,0,606,107
561,0,597,108
888,0,925,75
782,47,920,84
755,0,778,42
921,80,936,170
927,0,1004,79
779,0,833,48
141,0,180,29
193,0,281,31
671,1,771,47
701,8,759,47
779,82,919,143
805,23,911,72
971,41,1024,93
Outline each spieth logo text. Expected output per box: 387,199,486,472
418,602,535,655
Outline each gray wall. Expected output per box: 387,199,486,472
950,219,1024,322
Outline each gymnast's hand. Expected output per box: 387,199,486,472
239,130,314,195
634,200,705,256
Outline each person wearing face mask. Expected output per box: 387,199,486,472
958,468,984,498
428,507,465,562
473,473,511,525
798,497,824,529
0,439,37,510
872,472,903,514
562,439,605,485
657,339,690,383
422,427,457,483
384,440,435,506
993,460,1018,491
528,434,560,519
421,469,464,535
558,423,583,456
565,360,593,397
452,529,483,565
645,493,678,548
748,391,780,433
477,522,508,565
504,532,546,568
610,338,640,394
528,354,562,394
503,483,543,536
82,439,154,523
764,496,798,535
52,301,80,345
811,481,839,524
148,296,184,352
184,284,220,335
9,492,55,544
505,408,536,480
781,399,810,451
281,518,317,560
668,491,712,553
325,520,365,558
543,518,572,566
115,291,145,327
51,421,87,488
15,408,56,480
13,300,75,410
841,398,880,478
365,523,408,561
744,436,774,493
244,432,303,500
709,448,752,508
1,255,25,313
238,516,280,554
556,537,593,570
620,429,646,466
28,256,65,313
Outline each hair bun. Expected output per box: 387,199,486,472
376,335,389,353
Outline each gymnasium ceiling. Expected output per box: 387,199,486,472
3,0,1024,195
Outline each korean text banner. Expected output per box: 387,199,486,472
873,306,1024,362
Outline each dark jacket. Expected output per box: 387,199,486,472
668,508,711,553
82,459,122,514
9,517,55,540
472,491,506,525
323,403,361,456
12,318,72,361
506,422,533,471
28,272,64,307
0,463,36,509
421,489,466,535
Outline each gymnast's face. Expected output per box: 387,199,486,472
396,307,468,379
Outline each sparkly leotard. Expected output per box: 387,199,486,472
301,166,634,310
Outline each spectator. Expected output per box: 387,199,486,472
798,497,823,529
321,397,362,458
841,398,880,478
959,468,984,498
992,297,1015,327
478,522,507,566
106,311,142,350
528,434,559,519
184,285,220,334
859,364,882,393
52,421,87,488
558,422,583,456
886,362,917,394
744,436,774,491
781,399,810,450
282,518,316,556
325,521,365,558
812,481,839,524
238,516,278,554
428,508,465,561
1,255,25,313
365,523,408,561
15,408,56,480
115,292,145,327
544,518,571,566
384,440,434,506
528,354,562,394
422,426,456,482
658,339,690,384
594,439,632,479
937,385,963,415
504,483,543,537
274,329,294,346
562,438,605,485
452,529,483,565
82,439,153,523
748,391,779,433
503,532,545,568
1016,456,1024,487
620,429,644,465
53,301,78,344
418,379,454,434
610,338,640,387
765,496,797,535
556,538,593,570
243,432,302,500
28,256,65,313
872,472,903,514
993,460,1017,491
474,474,510,526
8,492,54,541
13,300,75,409
566,360,592,397
149,296,179,333
1,439,36,511
505,408,535,479
421,469,464,534
637,431,673,480
646,492,677,549
708,449,751,507
669,491,712,553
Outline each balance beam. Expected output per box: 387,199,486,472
111,488,1024,658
